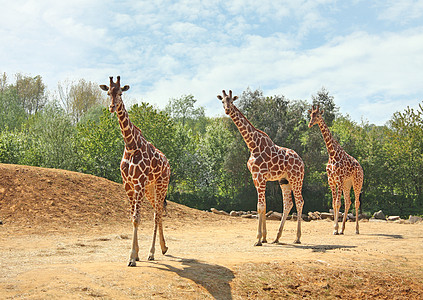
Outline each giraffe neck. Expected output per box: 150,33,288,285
317,118,340,158
115,102,140,151
228,105,269,152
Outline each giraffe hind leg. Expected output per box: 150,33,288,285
273,182,293,244
340,184,352,235
292,187,304,244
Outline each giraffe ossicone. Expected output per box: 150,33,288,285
308,104,363,235
100,76,170,266
217,90,305,246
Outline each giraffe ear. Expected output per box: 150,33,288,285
217,95,223,100
321,109,325,115
308,109,312,114
122,85,130,92
233,96,238,101
99,85,109,91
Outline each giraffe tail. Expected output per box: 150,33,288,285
163,199,168,217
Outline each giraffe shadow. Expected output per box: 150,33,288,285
362,233,404,239
271,242,357,253
148,255,234,300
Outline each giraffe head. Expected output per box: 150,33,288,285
99,76,130,113
217,90,238,115
308,105,324,128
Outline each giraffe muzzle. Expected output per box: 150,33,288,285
109,104,117,113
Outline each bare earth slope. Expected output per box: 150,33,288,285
1,164,423,299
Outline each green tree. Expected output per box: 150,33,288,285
14,73,47,116
0,73,26,131
58,79,106,122
23,102,78,170
165,94,207,133
76,108,123,182
384,102,423,215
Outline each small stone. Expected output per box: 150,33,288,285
320,212,333,220
373,210,386,220
369,218,387,222
408,215,423,224
387,216,400,221
267,212,282,220
241,214,253,219
265,210,274,217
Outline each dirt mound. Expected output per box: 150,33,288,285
0,164,218,231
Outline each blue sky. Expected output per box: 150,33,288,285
1,0,423,125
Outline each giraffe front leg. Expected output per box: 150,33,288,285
128,191,142,267
354,191,361,234
293,189,304,244
255,203,266,246
332,187,342,235
129,218,140,267
254,182,267,246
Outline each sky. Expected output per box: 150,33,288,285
1,0,423,125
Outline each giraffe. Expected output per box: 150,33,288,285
308,105,363,235
217,90,305,246
100,76,170,266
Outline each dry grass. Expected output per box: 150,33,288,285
231,262,423,299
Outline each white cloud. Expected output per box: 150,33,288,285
378,0,423,23
1,0,422,125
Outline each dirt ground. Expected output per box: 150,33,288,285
1,164,423,299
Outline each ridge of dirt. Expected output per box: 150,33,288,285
0,163,223,233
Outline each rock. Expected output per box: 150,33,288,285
229,211,239,217
267,212,282,220
387,216,400,221
320,212,333,220
241,214,253,219
302,214,310,222
358,213,370,220
265,210,274,217
369,218,387,222
210,208,229,216
308,211,321,220
347,213,355,220
408,215,423,224
373,210,386,220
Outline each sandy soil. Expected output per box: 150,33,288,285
1,164,423,299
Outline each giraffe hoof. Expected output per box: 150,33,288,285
148,255,154,261
254,241,262,246
333,231,339,235
356,231,360,235
262,239,267,244
162,246,168,255
271,240,279,244
135,257,140,261
128,260,136,267
293,240,301,244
